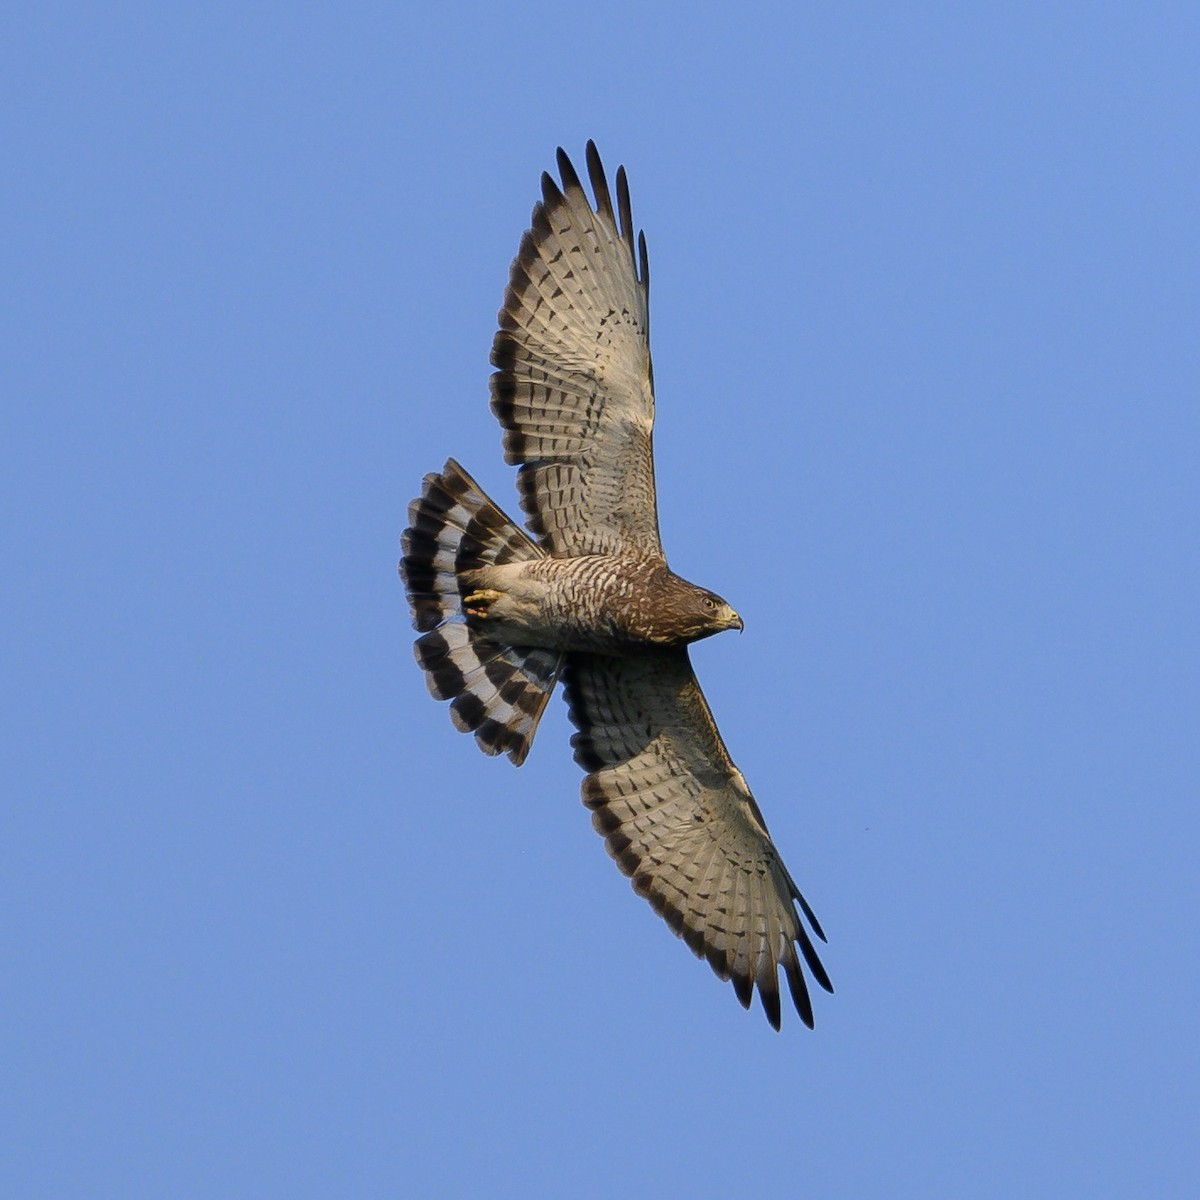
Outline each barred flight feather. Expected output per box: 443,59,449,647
489,141,661,558
400,458,563,766
564,649,832,1030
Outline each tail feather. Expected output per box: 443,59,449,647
400,459,563,765
414,624,561,764
401,462,539,632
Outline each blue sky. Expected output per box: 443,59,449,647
4,3,1198,1196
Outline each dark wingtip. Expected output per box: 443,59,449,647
540,170,563,207
615,164,634,252
731,970,753,1010
585,140,615,223
803,934,834,996
782,944,817,1028
556,146,584,197
789,877,827,943
760,982,782,1031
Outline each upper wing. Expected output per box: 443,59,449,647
563,650,833,1030
490,142,661,558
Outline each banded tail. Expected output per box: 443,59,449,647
400,458,562,765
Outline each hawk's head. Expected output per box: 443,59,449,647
690,588,743,640
641,572,743,645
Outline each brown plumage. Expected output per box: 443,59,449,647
399,143,832,1029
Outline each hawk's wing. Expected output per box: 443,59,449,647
490,142,661,558
563,650,833,1029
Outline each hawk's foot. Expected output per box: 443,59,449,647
463,588,502,618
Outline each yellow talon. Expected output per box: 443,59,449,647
463,588,502,617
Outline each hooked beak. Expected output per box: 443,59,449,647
730,610,744,633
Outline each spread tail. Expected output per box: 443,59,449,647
400,458,562,765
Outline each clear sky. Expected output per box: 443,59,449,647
4,3,1197,1197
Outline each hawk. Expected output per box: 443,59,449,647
400,143,832,1029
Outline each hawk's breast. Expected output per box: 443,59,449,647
467,555,688,652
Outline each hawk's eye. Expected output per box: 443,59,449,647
703,597,716,609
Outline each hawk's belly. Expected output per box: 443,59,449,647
463,555,671,653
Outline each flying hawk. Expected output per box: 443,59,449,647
400,143,832,1029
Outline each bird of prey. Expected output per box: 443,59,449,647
400,143,832,1029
